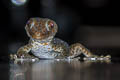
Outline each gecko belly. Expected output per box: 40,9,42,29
31,43,57,58
31,50,56,58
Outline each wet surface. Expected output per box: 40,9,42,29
0,58,119,80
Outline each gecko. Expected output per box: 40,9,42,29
10,18,111,61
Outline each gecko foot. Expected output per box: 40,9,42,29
83,55,111,62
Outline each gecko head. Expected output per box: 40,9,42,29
25,18,58,41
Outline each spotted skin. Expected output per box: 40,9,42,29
10,18,111,61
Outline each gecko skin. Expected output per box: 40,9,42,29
10,18,111,61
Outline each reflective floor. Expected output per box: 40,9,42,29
0,59,120,80
7,59,119,80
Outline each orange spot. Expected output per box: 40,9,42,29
43,43,48,45
48,48,50,50
53,46,57,50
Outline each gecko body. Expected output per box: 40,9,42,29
10,18,111,61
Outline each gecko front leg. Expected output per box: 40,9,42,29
10,44,38,60
69,43,111,61
69,43,93,58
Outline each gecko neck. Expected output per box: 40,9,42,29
31,36,54,44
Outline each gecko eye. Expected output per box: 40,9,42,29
48,22,54,28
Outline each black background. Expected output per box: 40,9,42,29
0,0,120,59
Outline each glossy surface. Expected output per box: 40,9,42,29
11,0,27,6
0,59,117,80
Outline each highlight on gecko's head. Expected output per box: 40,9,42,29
25,18,58,40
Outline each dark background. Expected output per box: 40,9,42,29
0,0,120,60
